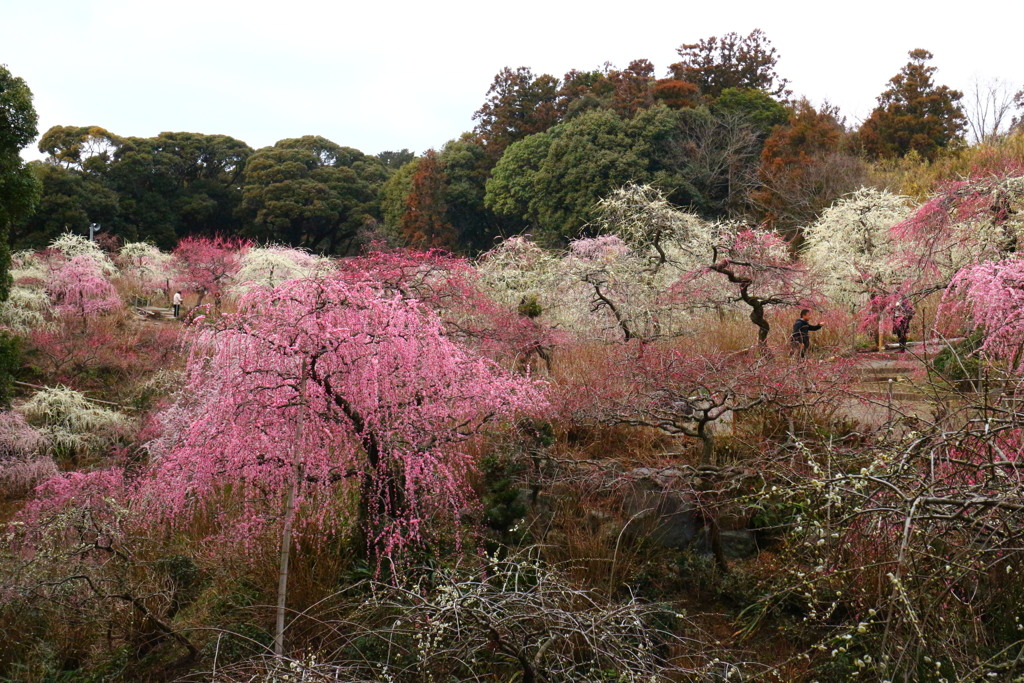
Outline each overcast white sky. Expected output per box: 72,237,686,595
5,0,1022,159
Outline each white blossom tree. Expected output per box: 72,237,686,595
117,242,176,304
0,251,51,332
594,182,714,269
803,188,915,348
48,232,116,274
230,244,330,294
19,386,130,463
477,235,563,312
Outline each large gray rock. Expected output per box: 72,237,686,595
623,469,698,549
623,467,758,558
694,528,759,559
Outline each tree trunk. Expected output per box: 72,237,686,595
275,359,308,657
748,300,770,351
706,514,730,573
698,421,716,466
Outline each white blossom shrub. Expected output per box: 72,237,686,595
48,232,116,274
0,411,56,498
230,245,329,293
595,182,715,268
0,251,52,332
117,242,176,303
196,554,719,681
477,235,564,312
18,386,130,461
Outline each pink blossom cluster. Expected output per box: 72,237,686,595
45,255,122,320
568,235,632,261
0,412,55,499
13,468,130,557
173,236,250,307
946,257,1024,370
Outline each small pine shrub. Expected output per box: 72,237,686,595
0,331,21,407
931,330,984,386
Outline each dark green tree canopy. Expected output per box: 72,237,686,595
377,149,416,171
38,125,121,171
238,136,387,254
485,108,674,245
102,131,254,247
380,137,515,255
0,66,37,153
11,161,120,249
484,103,771,244
437,135,512,253
859,49,967,161
712,88,790,138
379,157,420,235
0,64,40,301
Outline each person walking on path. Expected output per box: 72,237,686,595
173,291,182,319
892,297,915,352
790,309,822,358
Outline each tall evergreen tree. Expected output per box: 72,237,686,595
668,29,790,100
0,64,39,301
859,49,966,161
0,64,37,405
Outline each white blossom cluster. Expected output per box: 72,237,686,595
231,245,330,293
803,188,914,306
19,386,129,461
48,232,116,273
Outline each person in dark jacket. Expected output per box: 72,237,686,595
892,297,915,352
790,309,822,358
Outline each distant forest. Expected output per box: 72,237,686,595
9,30,1020,255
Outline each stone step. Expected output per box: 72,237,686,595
135,306,177,320
856,359,925,369
858,377,920,385
857,367,922,378
855,391,930,402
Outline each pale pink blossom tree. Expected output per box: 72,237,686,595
893,170,1024,296
565,341,850,466
0,410,55,499
676,227,818,349
945,256,1024,371
562,235,652,342
45,254,122,330
116,242,176,304
340,247,561,368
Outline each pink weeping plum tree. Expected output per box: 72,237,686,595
339,247,562,369
143,273,545,564
172,236,249,312
945,256,1024,371
45,254,121,329
891,169,1024,296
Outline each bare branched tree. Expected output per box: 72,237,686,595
745,352,1024,680
185,553,734,682
965,76,1024,144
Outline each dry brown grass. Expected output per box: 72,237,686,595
868,132,1024,201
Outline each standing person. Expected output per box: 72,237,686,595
790,309,822,358
892,297,915,352
172,291,182,319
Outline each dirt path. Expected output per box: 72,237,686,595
838,343,952,429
